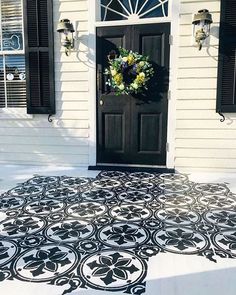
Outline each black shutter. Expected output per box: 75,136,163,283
216,0,236,113
24,0,55,114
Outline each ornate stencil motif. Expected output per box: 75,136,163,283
110,204,152,221
0,172,236,294
24,199,65,215
80,251,146,290
82,189,115,202
118,190,153,203
14,245,78,282
0,195,25,211
98,222,149,248
153,226,208,254
0,240,18,267
46,220,95,243
66,202,107,219
0,216,46,238
100,0,169,21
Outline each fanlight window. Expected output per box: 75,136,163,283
100,0,169,21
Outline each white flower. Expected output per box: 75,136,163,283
111,69,117,76
122,57,128,62
139,61,145,67
118,83,125,90
131,83,139,89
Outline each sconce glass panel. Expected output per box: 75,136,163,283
100,0,169,21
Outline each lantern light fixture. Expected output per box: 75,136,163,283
57,19,75,56
192,9,213,50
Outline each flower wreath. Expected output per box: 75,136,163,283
105,48,154,95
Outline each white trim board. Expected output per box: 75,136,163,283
88,0,180,169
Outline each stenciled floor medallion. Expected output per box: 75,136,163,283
14,244,78,282
0,171,236,294
80,250,147,291
98,222,149,248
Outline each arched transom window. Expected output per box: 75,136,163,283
100,0,169,21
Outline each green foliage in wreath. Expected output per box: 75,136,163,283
105,47,154,95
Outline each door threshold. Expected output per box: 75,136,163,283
88,164,175,173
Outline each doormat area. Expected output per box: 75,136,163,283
0,171,236,294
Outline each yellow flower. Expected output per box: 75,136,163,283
127,54,135,65
136,73,145,83
114,73,123,85
139,61,145,67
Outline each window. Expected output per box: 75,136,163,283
100,0,169,22
216,0,236,113
0,0,26,109
0,0,55,116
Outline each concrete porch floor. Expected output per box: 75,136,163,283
0,164,236,295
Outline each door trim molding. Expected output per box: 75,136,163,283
88,0,180,169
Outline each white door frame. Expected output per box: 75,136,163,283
88,0,180,168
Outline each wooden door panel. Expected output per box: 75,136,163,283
97,26,132,163
104,113,124,151
97,94,131,163
138,113,162,153
96,27,130,96
141,35,163,65
97,24,170,166
130,24,170,165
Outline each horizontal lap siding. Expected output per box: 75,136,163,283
176,0,236,172
0,0,90,166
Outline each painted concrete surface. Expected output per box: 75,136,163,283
0,165,236,295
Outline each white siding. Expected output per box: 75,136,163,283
175,0,236,173
0,0,90,166
1,0,236,172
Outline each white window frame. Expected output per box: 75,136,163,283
88,0,180,169
0,0,32,119
96,0,172,25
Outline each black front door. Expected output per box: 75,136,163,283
96,23,170,165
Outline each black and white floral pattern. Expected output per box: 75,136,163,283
118,190,153,203
213,230,236,256
80,251,146,290
81,189,115,202
0,196,25,211
0,240,18,266
0,172,236,294
66,202,107,219
46,220,95,242
110,204,151,221
24,199,65,215
14,245,78,281
98,223,149,248
0,216,46,238
158,193,195,207
155,207,200,225
204,210,236,228
153,226,208,254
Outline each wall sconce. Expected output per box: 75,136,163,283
57,19,75,56
192,9,213,50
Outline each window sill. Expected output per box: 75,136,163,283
0,108,33,120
